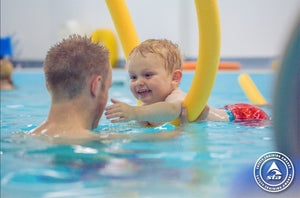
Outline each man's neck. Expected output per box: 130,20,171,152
31,100,97,138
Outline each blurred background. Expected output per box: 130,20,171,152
1,0,299,67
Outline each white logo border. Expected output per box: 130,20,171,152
253,151,295,193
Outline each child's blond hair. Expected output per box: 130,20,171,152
128,39,182,73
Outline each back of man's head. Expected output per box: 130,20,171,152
44,34,110,100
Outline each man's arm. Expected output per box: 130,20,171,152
105,98,181,123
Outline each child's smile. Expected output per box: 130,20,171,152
128,52,174,105
136,88,152,99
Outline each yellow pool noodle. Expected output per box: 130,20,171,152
91,29,118,67
182,0,221,122
105,0,142,106
105,0,140,60
238,73,268,105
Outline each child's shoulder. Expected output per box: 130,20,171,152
166,87,186,103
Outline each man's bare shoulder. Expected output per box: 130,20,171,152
29,124,181,144
29,123,99,139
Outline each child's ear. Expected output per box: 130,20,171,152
90,75,102,97
172,70,183,86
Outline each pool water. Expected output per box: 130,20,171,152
1,69,275,198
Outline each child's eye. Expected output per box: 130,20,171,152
144,73,153,78
129,75,137,80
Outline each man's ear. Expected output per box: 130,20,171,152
90,75,102,97
172,70,183,86
45,80,50,92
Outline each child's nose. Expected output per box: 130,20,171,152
136,77,145,86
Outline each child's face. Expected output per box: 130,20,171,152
128,52,175,105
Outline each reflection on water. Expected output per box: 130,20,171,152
1,121,274,198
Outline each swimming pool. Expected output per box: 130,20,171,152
1,69,275,197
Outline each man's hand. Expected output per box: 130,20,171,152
180,104,188,125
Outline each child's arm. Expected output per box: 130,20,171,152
180,104,230,123
105,98,181,123
195,105,230,121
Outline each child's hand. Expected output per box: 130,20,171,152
105,98,136,123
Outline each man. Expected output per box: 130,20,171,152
30,35,112,138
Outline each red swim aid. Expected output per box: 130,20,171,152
223,103,269,120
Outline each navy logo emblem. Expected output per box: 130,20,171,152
254,152,294,192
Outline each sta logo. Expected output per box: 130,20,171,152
254,152,294,193
266,161,282,180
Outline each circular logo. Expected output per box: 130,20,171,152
254,152,294,193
